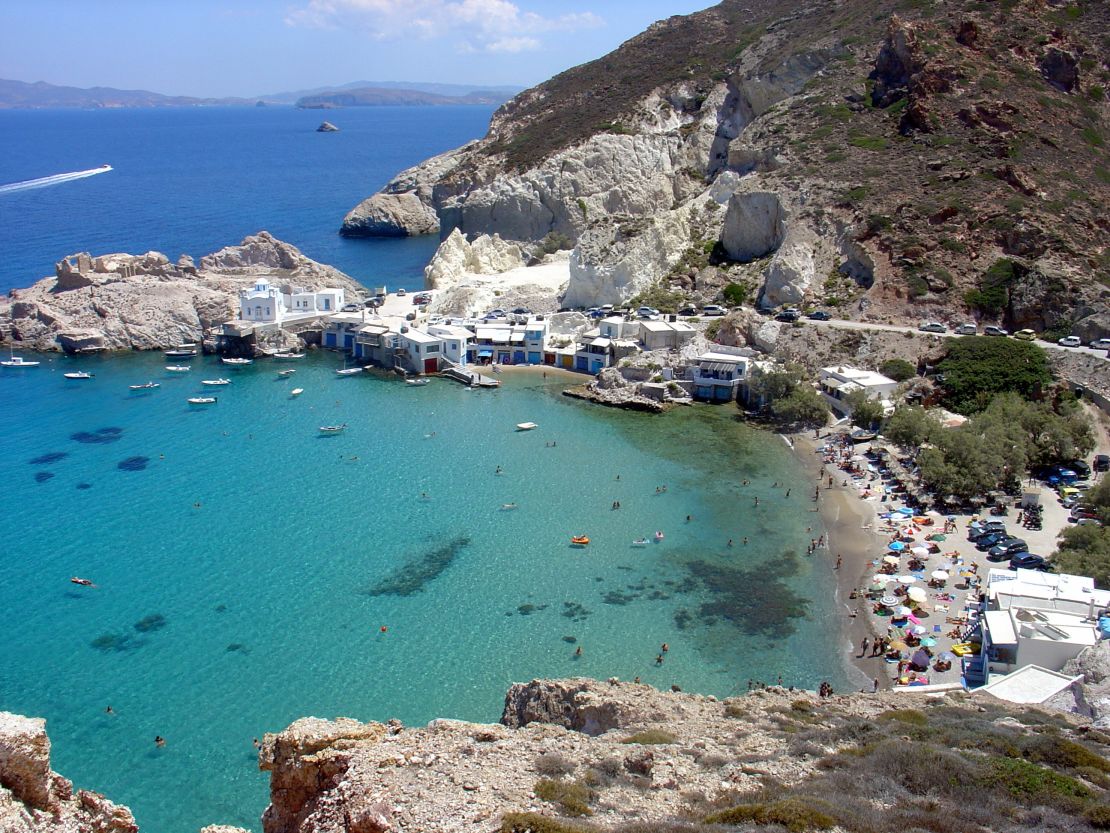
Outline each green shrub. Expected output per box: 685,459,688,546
536,752,576,777
1085,804,1110,829
880,358,916,382
986,757,1090,807
533,779,597,817
502,812,589,833
705,798,835,832
848,134,890,151
1021,734,1110,773
878,708,928,727
622,729,677,745
721,281,751,306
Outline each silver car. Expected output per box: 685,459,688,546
955,323,977,335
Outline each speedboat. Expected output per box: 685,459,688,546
201,378,230,386
290,388,304,397
319,423,347,434
1,355,40,368
631,538,649,547
570,536,590,547
405,378,429,386
129,381,160,390
187,396,217,405
164,344,198,357
70,577,95,587
277,369,296,377
274,352,305,360
165,365,191,373
63,371,94,379
335,367,362,376
222,357,253,366
516,422,538,431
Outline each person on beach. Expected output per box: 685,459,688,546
835,554,843,569
859,638,869,657
873,678,880,693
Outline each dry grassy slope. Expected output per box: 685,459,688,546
461,0,1108,332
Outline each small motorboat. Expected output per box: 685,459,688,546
165,365,191,373
274,352,305,360
631,538,649,547
129,382,160,390
516,422,538,431
405,378,429,386
63,371,94,379
70,577,95,587
1,355,40,368
222,357,253,366
319,423,347,434
570,536,590,547
188,396,217,405
201,378,230,386
277,369,297,377
654,531,665,542
335,367,362,376
164,345,198,358
290,388,304,397
500,503,518,510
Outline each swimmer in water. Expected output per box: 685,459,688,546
155,736,166,748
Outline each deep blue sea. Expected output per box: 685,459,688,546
0,107,852,832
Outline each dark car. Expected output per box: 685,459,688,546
1096,455,1110,473
968,524,1007,542
975,532,1008,551
677,306,698,316
1009,554,1049,571
989,539,1029,560
807,310,832,320
776,309,800,322
1067,460,1092,478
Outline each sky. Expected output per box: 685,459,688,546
0,0,714,97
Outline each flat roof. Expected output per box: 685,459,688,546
697,352,748,364
328,312,366,323
428,325,472,339
979,664,1083,704
984,610,1018,644
590,337,612,348
820,366,896,387
402,330,439,344
640,321,672,332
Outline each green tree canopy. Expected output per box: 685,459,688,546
880,358,917,383
843,388,885,429
937,337,1051,414
883,405,938,448
770,385,830,428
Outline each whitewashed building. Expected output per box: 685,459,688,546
427,324,473,366
818,366,898,416
688,347,752,402
639,320,697,351
239,278,344,325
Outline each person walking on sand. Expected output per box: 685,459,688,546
872,678,880,693
859,638,869,657
835,554,843,570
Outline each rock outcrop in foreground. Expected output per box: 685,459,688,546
11,676,1110,833
0,232,365,352
0,711,136,833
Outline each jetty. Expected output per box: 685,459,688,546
442,366,500,388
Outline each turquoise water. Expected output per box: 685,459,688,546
0,354,849,831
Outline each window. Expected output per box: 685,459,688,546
255,305,262,318
266,306,270,317
425,344,439,354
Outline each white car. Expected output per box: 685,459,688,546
637,306,660,318
1089,338,1110,350
1058,336,1082,348
919,322,947,334
955,323,977,335
701,305,727,316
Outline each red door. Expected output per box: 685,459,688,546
424,358,437,374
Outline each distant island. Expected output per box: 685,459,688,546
0,77,523,110
295,87,516,109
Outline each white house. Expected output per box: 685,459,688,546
598,316,640,341
398,329,443,375
639,320,697,351
818,366,898,416
688,347,752,402
240,278,345,325
427,324,473,366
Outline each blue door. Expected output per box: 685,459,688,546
528,351,541,364
591,359,604,374
513,350,526,364
343,334,354,350
325,332,337,348
576,356,588,372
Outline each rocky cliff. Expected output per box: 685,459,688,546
12,677,1110,833
0,232,366,352
342,0,1108,336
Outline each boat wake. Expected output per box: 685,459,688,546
0,165,112,195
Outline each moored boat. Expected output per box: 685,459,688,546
128,381,160,390
319,423,347,434
63,371,94,379
654,531,665,542
570,535,590,547
221,357,253,366
201,378,230,386
165,365,191,373
274,352,305,360
516,422,538,431
277,369,296,377
631,538,649,547
164,344,198,358
1,355,40,368
187,396,217,405
290,388,304,397
335,368,362,376
405,378,429,386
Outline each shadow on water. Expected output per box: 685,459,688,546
72,427,123,444
361,535,470,597
118,456,150,472
29,451,68,465
76,482,92,490
34,471,54,483
675,549,808,640
134,613,167,633
90,632,143,652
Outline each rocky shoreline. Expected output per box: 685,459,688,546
0,232,365,353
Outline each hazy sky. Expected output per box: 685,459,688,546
0,1,713,97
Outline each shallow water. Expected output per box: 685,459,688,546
0,354,847,831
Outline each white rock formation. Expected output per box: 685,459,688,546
761,236,817,308
719,191,786,262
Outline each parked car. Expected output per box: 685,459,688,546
1095,454,1110,473
919,321,947,333
776,308,800,322
413,294,431,305
1089,338,1110,350
1058,335,1082,347
395,288,407,296
975,532,1008,551
955,323,977,335
983,325,1009,336
1009,553,1049,571
1014,329,1037,341
587,307,603,318
511,307,531,315
989,539,1029,559
637,306,660,319
969,523,1007,541
677,306,698,316
1067,460,1092,478
341,303,360,312
702,305,727,316
807,310,832,321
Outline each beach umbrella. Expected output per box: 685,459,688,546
931,570,950,581
911,546,929,556
907,586,927,603
883,555,900,565
911,625,928,636
912,648,931,667
928,533,947,542
889,640,909,651
880,594,899,606
888,541,906,552
872,574,894,584
897,575,917,585
895,605,912,617
938,651,956,662
920,637,938,647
